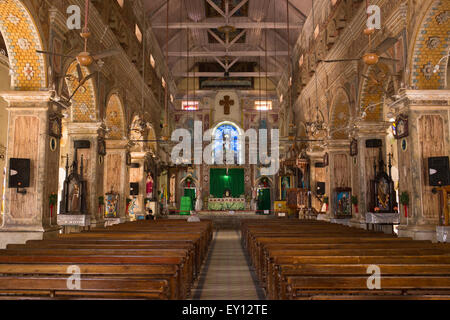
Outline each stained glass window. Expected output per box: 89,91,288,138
213,124,240,164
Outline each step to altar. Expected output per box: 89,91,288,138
165,211,275,229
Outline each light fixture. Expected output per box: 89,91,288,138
304,0,328,137
433,50,450,73
218,25,236,35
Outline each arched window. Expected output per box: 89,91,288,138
213,122,242,165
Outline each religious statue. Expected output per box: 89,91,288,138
251,187,258,211
195,187,202,211
169,174,176,204
69,184,80,212
224,189,231,198
281,177,290,200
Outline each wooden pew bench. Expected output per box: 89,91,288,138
0,276,169,300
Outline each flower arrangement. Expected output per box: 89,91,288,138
374,207,380,212
98,196,105,215
400,191,409,217
323,196,329,211
351,195,358,213
49,193,57,219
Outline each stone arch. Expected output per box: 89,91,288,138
65,60,98,122
409,0,450,89
359,63,392,123
105,93,126,140
130,114,145,150
329,88,351,140
0,0,46,90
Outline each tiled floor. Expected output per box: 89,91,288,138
190,230,264,300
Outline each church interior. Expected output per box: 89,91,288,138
0,0,449,301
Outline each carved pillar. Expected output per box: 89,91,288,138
0,91,62,248
327,140,351,222
66,122,106,227
394,90,450,241
349,122,390,229
104,140,130,222
306,149,326,214
129,152,147,219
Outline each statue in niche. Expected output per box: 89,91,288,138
60,150,88,215
69,183,80,212
169,174,176,204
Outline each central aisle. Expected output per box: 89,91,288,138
191,230,265,300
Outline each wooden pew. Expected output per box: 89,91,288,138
241,220,450,300
0,220,213,300
0,276,169,300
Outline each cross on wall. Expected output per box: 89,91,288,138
220,95,234,115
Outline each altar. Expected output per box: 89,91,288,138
208,198,246,211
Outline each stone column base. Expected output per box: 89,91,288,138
436,226,450,243
349,219,368,230
397,224,437,242
0,226,61,249
330,218,351,226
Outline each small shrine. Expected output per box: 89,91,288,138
59,152,88,215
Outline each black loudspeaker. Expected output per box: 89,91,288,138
366,139,383,148
9,158,30,188
130,183,140,196
316,182,326,196
428,157,449,186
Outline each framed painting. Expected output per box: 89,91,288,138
334,187,352,218
279,176,293,200
394,114,409,139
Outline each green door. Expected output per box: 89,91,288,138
180,196,192,215
257,188,271,211
184,189,196,211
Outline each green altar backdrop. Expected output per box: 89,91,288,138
210,168,244,198
258,188,271,211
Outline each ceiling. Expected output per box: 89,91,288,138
143,0,311,86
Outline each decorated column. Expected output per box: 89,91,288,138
104,140,130,223
349,122,390,229
394,90,450,241
327,140,352,224
65,122,106,228
129,151,147,220
306,149,326,215
0,91,63,248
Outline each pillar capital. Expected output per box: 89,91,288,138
66,121,105,136
0,90,52,105
354,121,390,138
325,139,350,153
391,89,450,113
106,139,130,151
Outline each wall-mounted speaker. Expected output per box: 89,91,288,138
74,140,91,149
9,158,30,188
316,182,326,196
365,139,383,148
428,156,449,186
130,182,140,196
